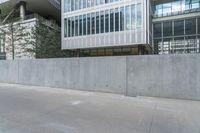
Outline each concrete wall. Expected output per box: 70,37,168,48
0,54,200,100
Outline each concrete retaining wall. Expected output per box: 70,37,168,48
0,54,200,100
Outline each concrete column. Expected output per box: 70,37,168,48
19,1,26,21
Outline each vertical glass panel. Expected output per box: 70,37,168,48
75,0,79,10
75,16,79,36
100,0,104,4
100,11,104,33
131,4,136,30
83,0,87,8
71,0,74,11
105,10,109,33
87,0,91,7
172,1,181,13
153,23,162,38
198,18,200,34
68,18,71,37
79,0,82,9
155,4,162,17
174,20,184,36
96,0,100,5
71,17,74,36
105,0,109,3
64,0,70,12
136,4,142,27
91,0,95,7
96,12,100,34
115,8,119,32
163,21,172,37
83,15,87,35
79,15,83,36
125,5,131,30
185,18,196,35
110,9,114,32
64,18,67,37
87,13,91,35
92,13,95,34
162,3,171,16
120,7,124,31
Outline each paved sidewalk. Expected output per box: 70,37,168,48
0,83,199,133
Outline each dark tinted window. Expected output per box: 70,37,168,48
154,23,162,38
174,20,184,36
163,21,172,37
185,18,196,35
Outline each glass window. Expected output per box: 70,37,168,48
64,18,67,37
79,0,82,9
162,3,171,16
155,4,162,17
153,23,162,38
185,18,196,35
172,1,181,13
96,12,100,34
96,0,100,5
120,7,124,31
105,0,109,3
87,13,91,35
87,0,91,7
125,6,131,30
100,11,104,33
154,39,162,54
110,9,114,32
92,0,95,7
198,18,200,34
92,13,95,34
105,10,109,33
100,0,104,4
115,8,119,32
83,15,87,35
75,0,79,10
79,15,83,36
163,21,172,37
83,0,87,8
75,16,79,36
131,4,136,30
64,0,70,12
71,17,75,36
174,20,184,36
71,0,74,11
68,18,71,37
136,4,142,27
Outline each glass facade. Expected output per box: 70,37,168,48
64,0,122,13
153,0,200,17
153,17,200,54
64,4,142,38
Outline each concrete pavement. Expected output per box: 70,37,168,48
0,83,199,133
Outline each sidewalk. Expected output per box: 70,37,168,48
0,83,199,133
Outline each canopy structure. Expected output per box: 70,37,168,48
1,0,61,23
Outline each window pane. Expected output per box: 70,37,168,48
83,0,87,8
163,21,172,37
153,23,162,38
71,17,74,36
79,15,83,36
115,8,119,32
75,16,79,36
120,7,124,31
185,18,196,35
136,4,142,27
125,6,131,30
79,0,82,9
174,20,184,36
96,12,100,34
91,0,95,7
110,9,114,32
87,0,91,7
100,0,104,4
198,18,200,34
64,18,67,37
131,4,136,30
162,3,171,16
71,0,74,11
64,0,70,12
83,15,87,35
87,13,91,35
68,18,71,37
75,0,79,10
105,10,109,33
92,13,95,34
105,0,109,3
100,11,104,33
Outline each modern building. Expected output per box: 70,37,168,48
61,0,200,56
0,0,61,60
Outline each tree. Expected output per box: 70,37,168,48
22,21,71,59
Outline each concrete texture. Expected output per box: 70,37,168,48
0,54,200,100
0,83,199,133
